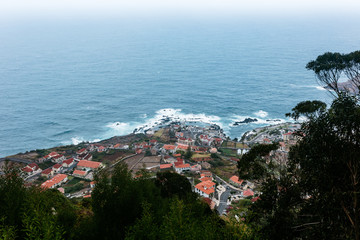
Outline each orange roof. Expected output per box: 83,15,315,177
195,181,216,195
176,144,189,150
77,160,101,169
230,176,243,185
199,177,212,182
73,170,87,176
41,174,67,189
83,194,91,198
163,145,176,150
113,143,121,148
175,164,190,169
243,189,254,197
173,153,181,157
160,164,173,169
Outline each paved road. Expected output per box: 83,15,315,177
0,157,31,164
217,187,231,215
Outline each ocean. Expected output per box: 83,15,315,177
1,16,360,157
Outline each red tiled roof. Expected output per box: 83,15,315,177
42,168,53,174
163,145,176,150
41,174,67,189
176,144,189,150
28,163,39,169
283,132,293,136
230,176,243,185
150,139,157,143
113,143,121,148
77,148,86,154
243,189,254,197
175,164,190,169
173,154,181,157
63,158,74,165
22,167,33,173
73,170,87,176
53,154,64,159
199,177,212,182
77,160,101,169
195,181,216,195
53,163,62,169
160,164,173,169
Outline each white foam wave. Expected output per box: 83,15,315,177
105,108,223,136
68,136,102,145
254,110,268,118
315,86,326,91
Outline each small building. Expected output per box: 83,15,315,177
52,154,66,163
41,168,54,178
190,164,201,172
73,169,87,178
162,145,177,154
97,146,106,152
44,152,60,160
194,181,216,198
52,163,63,173
174,163,190,174
243,189,254,197
229,176,244,187
77,160,102,171
160,164,173,171
178,137,195,146
41,174,68,189
76,148,87,155
62,158,75,168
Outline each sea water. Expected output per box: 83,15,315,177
1,16,360,157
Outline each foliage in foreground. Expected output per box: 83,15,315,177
0,164,257,240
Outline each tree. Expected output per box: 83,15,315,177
306,51,360,96
238,143,279,181
285,100,326,121
155,171,192,199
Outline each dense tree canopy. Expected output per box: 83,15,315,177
247,50,360,240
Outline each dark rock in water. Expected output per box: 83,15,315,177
233,118,258,125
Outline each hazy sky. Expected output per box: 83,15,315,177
1,0,360,20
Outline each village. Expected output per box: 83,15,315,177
0,121,300,217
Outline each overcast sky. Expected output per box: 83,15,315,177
1,0,360,20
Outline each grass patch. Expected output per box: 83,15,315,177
154,128,164,138
65,182,85,194
38,161,55,170
66,177,82,186
219,148,237,157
